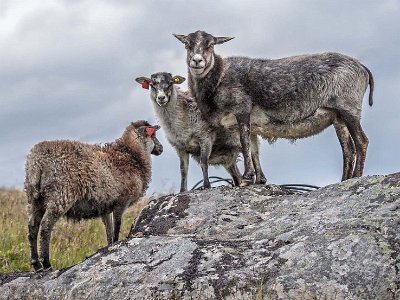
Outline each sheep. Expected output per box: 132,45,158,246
135,72,266,191
174,30,374,185
25,120,163,272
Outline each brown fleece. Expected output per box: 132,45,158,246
24,120,162,271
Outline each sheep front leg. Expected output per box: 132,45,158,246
112,207,125,244
199,139,212,189
200,139,212,189
102,213,114,245
178,150,190,192
236,113,255,186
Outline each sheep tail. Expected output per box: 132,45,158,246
362,64,374,106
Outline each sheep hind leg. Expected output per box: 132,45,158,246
102,213,114,245
333,118,356,181
225,163,241,186
236,113,255,186
340,111,369,178
39,210,61,271
250,133,267,184
28,207,45,272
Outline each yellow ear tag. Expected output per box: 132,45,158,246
174,77,181,84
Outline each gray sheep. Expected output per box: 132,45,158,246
25,120,163,272
135,72,266,191
174,30,374,185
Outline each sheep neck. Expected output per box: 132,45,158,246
188,53,224,126
109,138,152,191
153,87,181,133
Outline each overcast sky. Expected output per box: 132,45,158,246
1,0,399,194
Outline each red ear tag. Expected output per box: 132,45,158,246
142,80,149,90
145,127,155,137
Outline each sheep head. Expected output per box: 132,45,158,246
135,73,185,107
173,30,234,78
125,121,163,156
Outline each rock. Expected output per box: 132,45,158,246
1,174,399,299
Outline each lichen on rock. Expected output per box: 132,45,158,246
1,174,400,299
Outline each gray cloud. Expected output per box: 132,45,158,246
1,0,399,193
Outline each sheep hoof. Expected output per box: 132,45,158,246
41,260,53,272
240,172,255,187
256,176,267,184
199,185,211,190
240,178,254,187
31,260,43,272
43,266,53,272
239,181,252,187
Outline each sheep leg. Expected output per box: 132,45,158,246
112,207,124,243
199,140,212,189
102,213,114,245
340,112,369,178
236,113,255,186
250,133,267,184
333,118,356,181
28,207,45,272
39,210,60,271
178,150,190,192
225,163,241,186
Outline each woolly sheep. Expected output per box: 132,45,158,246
25,120,163,272
135,72,266,191
174,30,374,185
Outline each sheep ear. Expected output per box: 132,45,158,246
135,77,151,89
172,75,185,84
135,77,151,84
173,34,188,44
214,36,235,45
136,125,158,136
145,127,156,137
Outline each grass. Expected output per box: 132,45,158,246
0,187,149,272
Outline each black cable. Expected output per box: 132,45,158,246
191,176,234,190
279,184,320,193
191,178,320,192
280,184,320,190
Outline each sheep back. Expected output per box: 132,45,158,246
219,52,369,122
25,139,148,220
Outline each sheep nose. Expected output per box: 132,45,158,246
192,57,203,65
158,95,166,101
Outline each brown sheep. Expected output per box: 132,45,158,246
25,120,163,272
